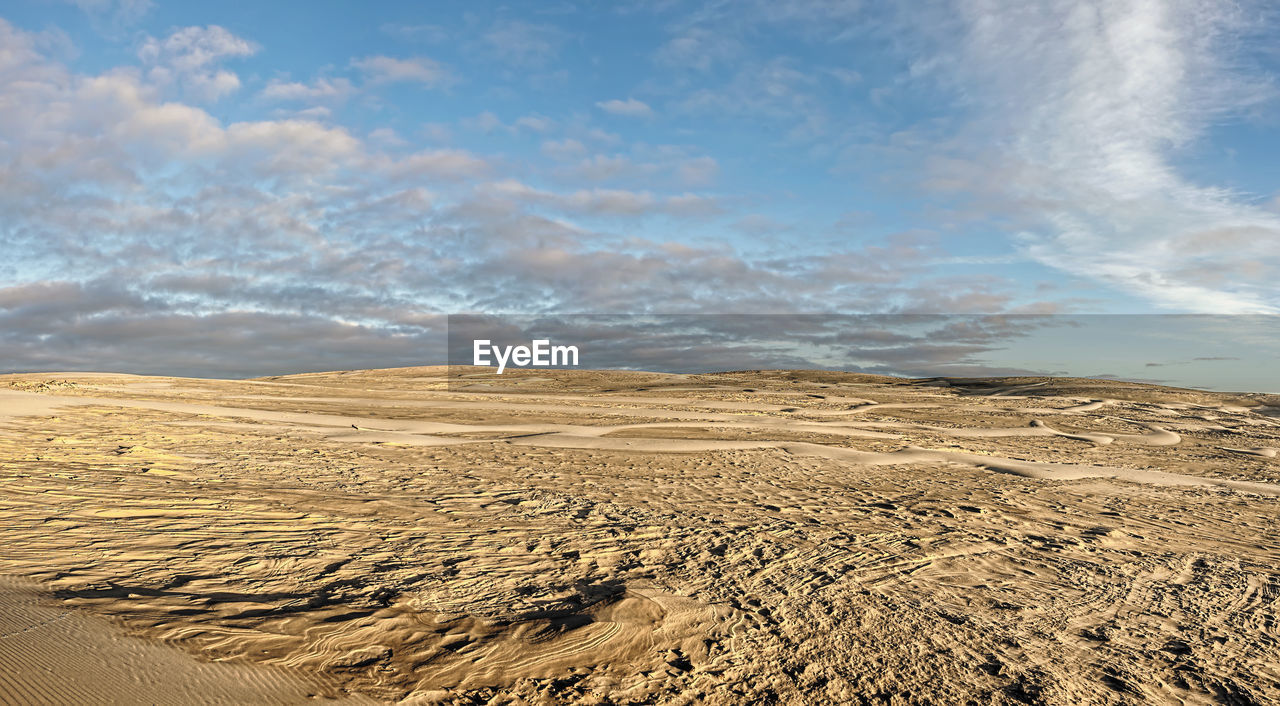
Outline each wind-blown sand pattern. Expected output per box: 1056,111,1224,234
1,368,1279,704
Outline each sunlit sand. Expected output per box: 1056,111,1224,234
2,368,1278,703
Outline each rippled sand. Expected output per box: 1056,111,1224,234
1,367,1279,704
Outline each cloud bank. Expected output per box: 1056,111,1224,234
2,1,1277,382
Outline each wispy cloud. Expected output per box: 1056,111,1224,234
482,19,565,68
62,0,153,34
379,22,449,43
911,0,1280,313
351,55,452,87
260,76,355,103
460,111,556,135
595,98,654,118
481,180,721,218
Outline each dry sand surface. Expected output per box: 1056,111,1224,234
2,367,1279,704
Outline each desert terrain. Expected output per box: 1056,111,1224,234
1,367,1279,704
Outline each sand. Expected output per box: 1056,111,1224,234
1,367,1278,704
0,575,370,705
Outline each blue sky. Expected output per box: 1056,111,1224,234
1,0,1278,386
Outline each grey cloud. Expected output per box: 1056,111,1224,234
444,314,1072,380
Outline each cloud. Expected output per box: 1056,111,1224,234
675,56,830,142
379,23,449,43
908,0,1280,313
654,28,741,72
554,154,648,182
223,119,363,175
676,156,719,187
62,0,153,33
483,19,565,68
263,56,451,108
388,149,490,181
446,313,1056,378
352,55,452,86
514,114,555,133
461,111,504,133
595,98,654,118
0,16,1064,380
823,67,862,85
541,138,588,161
734,214,790,236
0,280,446,378
480,180,720,218
260,77,355,103
460,111,555,135
662,193,724,218
547,145,719,188
137,25,257,101
649,0,867,136
1147,355,1243,368
367,127,407,147
137,25,255,72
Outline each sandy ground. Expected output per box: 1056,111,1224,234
1,367,1279,704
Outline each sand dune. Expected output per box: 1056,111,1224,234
1,368,1279,703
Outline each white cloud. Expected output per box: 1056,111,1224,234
595,98,654,118
540,138,588,161
223,119,363,175
914,0,1280,313
460,111,556,135
734,214,790,236
273,105,331,121
64,0,153,32
379,23,448,43
654,28,740,72
260,77,355,103
419,122,452,143
823,67,861,85
389,149,490,181
483,19,565,68
368,127,407,147
137,25,255,72
676,57,826,140
352,55,451,87
663,192,724,218
546,144,719,189
513,114,554,133
555,154,654,182
137,25,257,101
676,155,719,187
461,111,504,133
482,180,719,218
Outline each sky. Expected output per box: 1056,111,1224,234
1,0,1278,388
